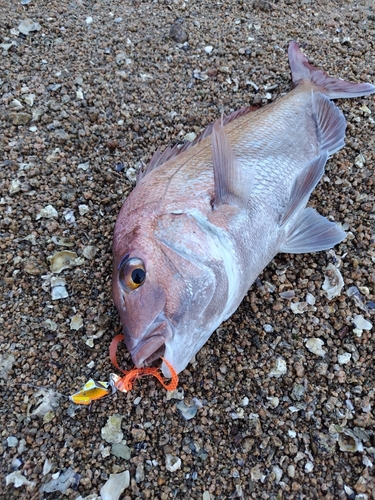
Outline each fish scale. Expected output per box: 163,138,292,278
112,42,375,377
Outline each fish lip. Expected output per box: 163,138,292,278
131,320,173,367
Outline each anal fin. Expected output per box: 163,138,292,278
212,119,255,208
280,207,346,254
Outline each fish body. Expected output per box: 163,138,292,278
112,42,375,376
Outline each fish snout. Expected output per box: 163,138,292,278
127,315,174,368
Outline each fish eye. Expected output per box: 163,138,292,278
118,257,146,291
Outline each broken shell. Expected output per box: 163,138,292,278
101,414,124,444
36,205,58,220
100,471,130,500
279,290,295,299
24,94,35,106
338,432,363,453
78,204,90,216
10,99,23,110
193,69,209,81
47,251,82,273
183,132,197,142
322,263,344,300
176,400,199,420
51,235,74,247
306,293,316,305
338,353,351,365
165,454,181,472
268,357,287,378
83,245,97,260
18,19,41,35
63,208,75,224
70,315,83,330
290,301,308,314
77,161,89,171
51,277,68,300
305,338,326,357
353,314,372,331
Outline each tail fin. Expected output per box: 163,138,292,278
288,41,375,99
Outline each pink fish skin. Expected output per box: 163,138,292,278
112,42,375,377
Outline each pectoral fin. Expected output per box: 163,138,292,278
281,152,328,226
280,207,346,254
212,119,255,208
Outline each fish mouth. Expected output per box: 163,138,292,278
131,321,172,367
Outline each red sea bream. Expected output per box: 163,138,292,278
112,42,375,377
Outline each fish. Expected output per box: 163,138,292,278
112,42,375,377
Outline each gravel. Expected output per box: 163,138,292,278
1,0,375,499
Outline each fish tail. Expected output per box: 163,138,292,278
288,41,375,99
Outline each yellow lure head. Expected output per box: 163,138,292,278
69,379,110,405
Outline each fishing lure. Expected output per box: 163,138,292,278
109,334,179,391
69,379,111,405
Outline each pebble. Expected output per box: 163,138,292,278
7,436,19,448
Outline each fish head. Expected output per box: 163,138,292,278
113,211,228,376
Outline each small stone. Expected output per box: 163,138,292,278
291,301,308,314
8,112,32,125
170,21,188,43
263,324,273,333
291,384,305,401
311,430,336,457
204,45,213,54
305,461,314,473
83,245,97,260
287,465,295,478
7,436,19,447
85,17,93,24
135,464,144,483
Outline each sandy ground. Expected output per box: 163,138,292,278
1,0,375,498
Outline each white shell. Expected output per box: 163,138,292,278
165,454,182,472
305,338,326,357
353,314,372,331
322,263,344,300
268,357,287,378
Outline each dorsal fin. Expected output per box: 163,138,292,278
211,118,255,208
136,106,258,184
